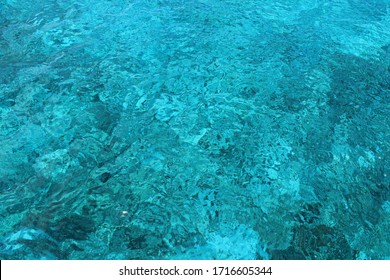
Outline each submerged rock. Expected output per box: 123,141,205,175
0,228,63,259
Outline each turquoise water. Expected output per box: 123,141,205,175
0,0,389,259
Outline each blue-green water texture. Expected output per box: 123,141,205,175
0,0,389,260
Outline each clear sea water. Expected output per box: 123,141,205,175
0,0,389,259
